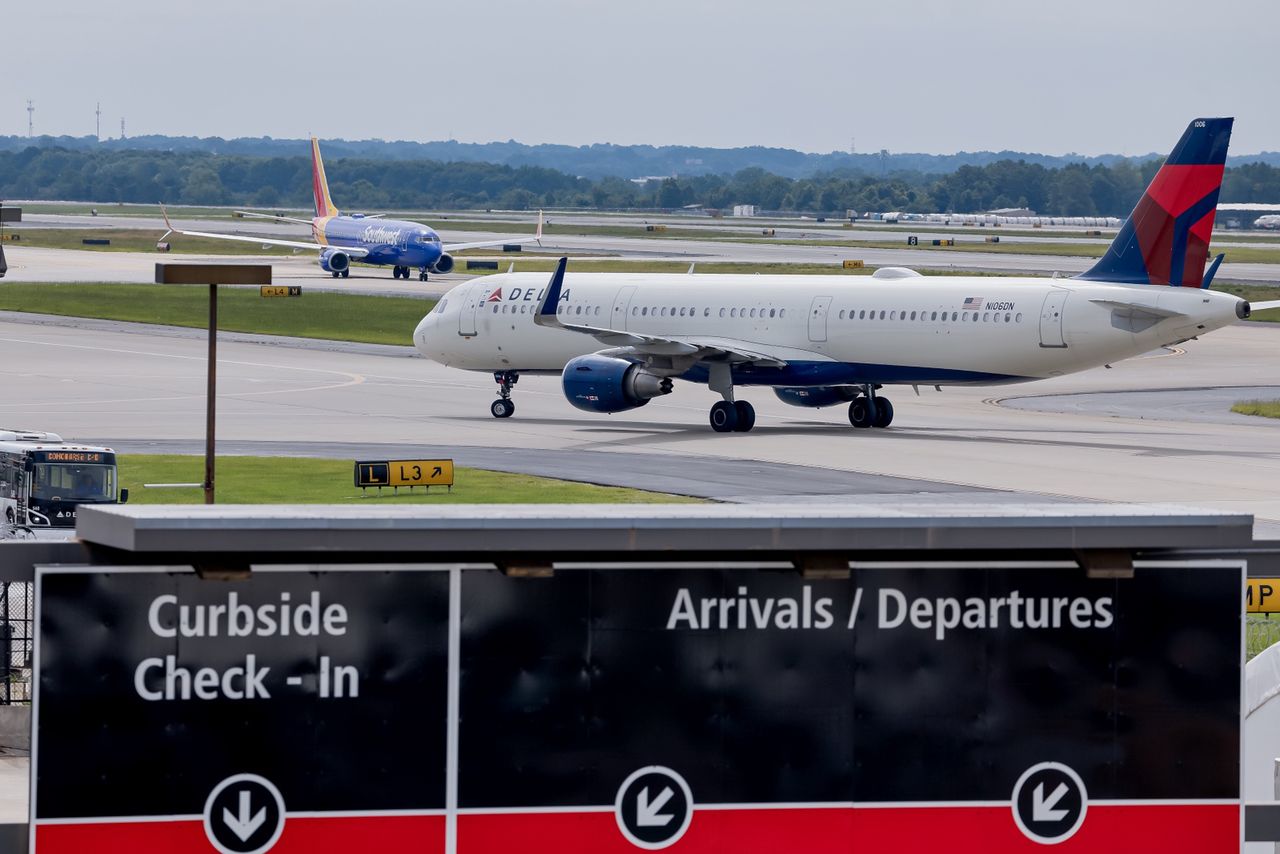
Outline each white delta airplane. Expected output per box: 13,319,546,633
415,118,1280,433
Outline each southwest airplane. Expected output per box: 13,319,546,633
414,118,1279,432
162,137,541,281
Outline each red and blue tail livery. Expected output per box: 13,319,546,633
1080,117,1232,288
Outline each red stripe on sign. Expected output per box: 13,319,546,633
277,814,445,852
36,814,445,853
457,803,1238,854
36,819,206,853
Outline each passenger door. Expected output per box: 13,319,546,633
458,281,486,337
1038,288,1069,348
808,296,833,343
611,286,637,332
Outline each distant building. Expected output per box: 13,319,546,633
732,204,756,217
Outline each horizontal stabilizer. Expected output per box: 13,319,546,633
1087,298,1187,319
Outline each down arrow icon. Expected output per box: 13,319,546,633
224,790,267,842
204,773,286,854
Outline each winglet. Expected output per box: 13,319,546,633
158,203,175,241
533,256,567,328
1201,252,1225,291
535,209,544,244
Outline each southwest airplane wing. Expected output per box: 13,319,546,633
158,206,370,257
443,211,544,253
534,257,794,368
232,210,315,226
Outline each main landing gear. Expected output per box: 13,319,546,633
848,385,894,429
330,269,350,278
491,370,518,418
706,362,756,433
389,265,430,281
709,399,756,433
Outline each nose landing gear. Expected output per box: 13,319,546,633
491,370,519,418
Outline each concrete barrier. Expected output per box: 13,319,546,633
0,707,29,751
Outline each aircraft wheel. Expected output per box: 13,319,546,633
873,397,894,428
733,400,756,432
709,400,739,433
341,269,350,278
331,271,340,278
848,397,874,429
491,398,515,419
419,271,429,282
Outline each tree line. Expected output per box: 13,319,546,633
1,146,1278,217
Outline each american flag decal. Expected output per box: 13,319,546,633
962,297,984,310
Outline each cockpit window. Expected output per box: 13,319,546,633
418,232,441,244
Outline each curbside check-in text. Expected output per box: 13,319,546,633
133,591,361,701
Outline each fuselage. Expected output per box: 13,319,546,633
414,272,1245,387
314,214,444,268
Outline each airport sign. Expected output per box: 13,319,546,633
354,459,454,489
1248,578,1280,612
32,566,450,853
259,286,302,298
32,560,1241,853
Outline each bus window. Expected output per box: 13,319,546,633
31,464,116,502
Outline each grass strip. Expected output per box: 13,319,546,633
0,283,433,345
1231,400,1280,419
120,455,700,504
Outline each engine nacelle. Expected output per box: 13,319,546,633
319,248,350,273
430,253,455,275
562,355,673,413
774,386,858,408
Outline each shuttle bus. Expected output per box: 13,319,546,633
0,429,127,531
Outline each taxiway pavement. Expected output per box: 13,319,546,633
1,312,1277,531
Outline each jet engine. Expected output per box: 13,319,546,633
430,253,455,275
773,386,858,408
319,248,350,274
562,355,673,413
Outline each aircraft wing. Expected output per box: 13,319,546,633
160,206,369,257
444,210,543,253
233,210,315,226
533,257,797,368
1252,300,1280,312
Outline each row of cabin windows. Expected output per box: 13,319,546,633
838,308,1024,324
491,301,1022,325
497,304,792,319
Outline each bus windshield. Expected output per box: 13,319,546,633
30,463,116,502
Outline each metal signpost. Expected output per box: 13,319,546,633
154,265,272,504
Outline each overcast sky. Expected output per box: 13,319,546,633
5,0,1276,156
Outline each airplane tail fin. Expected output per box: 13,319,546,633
1078,117,1232,288
311,137,340,219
